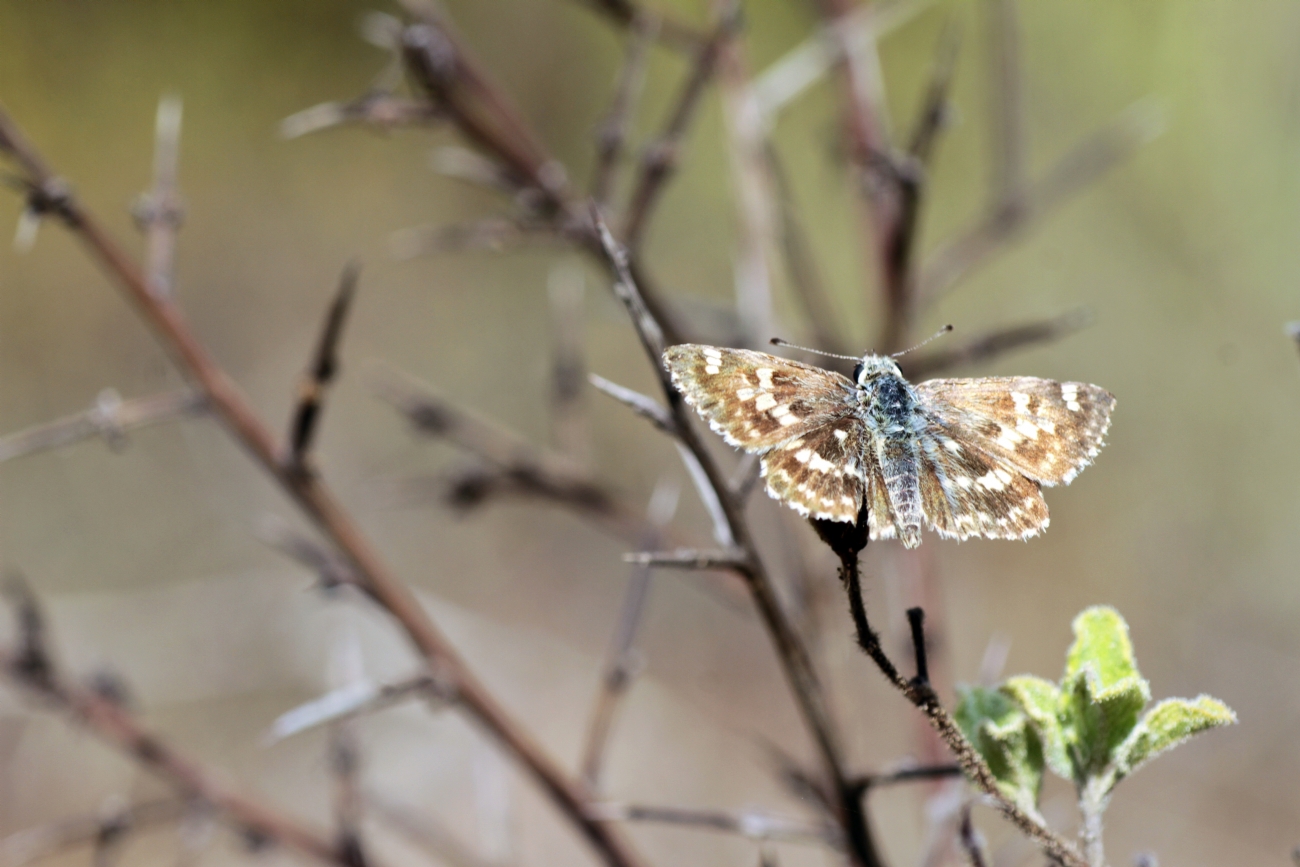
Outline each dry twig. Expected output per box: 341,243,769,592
0,104,646,867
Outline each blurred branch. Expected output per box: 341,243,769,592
281,94,438,139
369,363,657,543
765,145,849,356
1,799,187,867
268,674,442,742
581,481,678,790
548,262,591,463
958,803,990,867
287,262,359,470
986,0,1026,209
623,4,740,250
918,99,1164,304
900,309,1090,379
571,0,708,52
257,514,359,592
330,724,368,867
588,803,839,847
366,792,506,867
622,547,747,570
389,218,559,259
0,104,647,867
592,14,658,207
590,209,881,867
753,0,932,124
849,763,962,794
0,586,353,866
0,388,204,464
131,95,184,299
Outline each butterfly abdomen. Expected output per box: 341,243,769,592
861,374,926,547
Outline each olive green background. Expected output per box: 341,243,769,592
0,2,1296,865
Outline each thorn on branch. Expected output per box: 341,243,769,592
287,262,360,470
588,373,675,434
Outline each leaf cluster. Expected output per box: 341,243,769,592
955,606,1235,815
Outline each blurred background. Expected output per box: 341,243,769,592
0,1,1297,865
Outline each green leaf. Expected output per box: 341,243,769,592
955,685,1043,815
1110,695,1236,783
1060,606,1151,777
1002,675,1072,780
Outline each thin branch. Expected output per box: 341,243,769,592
132,95,184,299
622,547,747,570
623,4,739,250
587,373,675,434
588,803,839,847
288,262,359,469
592,13,658,207
0,104,646,867
822,524,1087,867
591,208,881,867
0,388,204,464
918,98,1165,304
900,310,1090,379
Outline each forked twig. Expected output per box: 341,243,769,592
0,104,646,867
820,520,1087,867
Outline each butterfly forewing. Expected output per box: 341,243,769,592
664,346,857,450
915,377,1114,485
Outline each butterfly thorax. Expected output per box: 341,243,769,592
854,354,925,546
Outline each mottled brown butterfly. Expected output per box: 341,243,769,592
664,343,1114,548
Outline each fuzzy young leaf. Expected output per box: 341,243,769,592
1060,606,1151,777
955,685,1044,815
1111,695,1236,784
1002,675,1072,780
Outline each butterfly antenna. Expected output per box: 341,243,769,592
890,324,954,358
769,337,860,361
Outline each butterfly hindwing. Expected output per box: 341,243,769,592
915,377,1114,486
760,417,868,521
916,419,1050,540
664,345,858,451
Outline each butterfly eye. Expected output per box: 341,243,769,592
852,361,865,383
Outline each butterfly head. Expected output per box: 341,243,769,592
853,354,903,387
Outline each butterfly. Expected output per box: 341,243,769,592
663,344,1114,548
